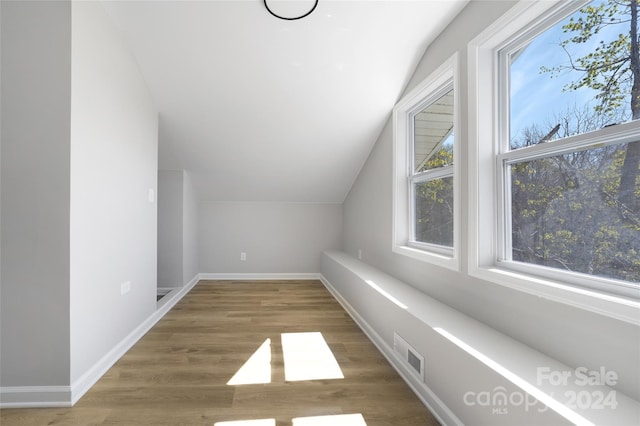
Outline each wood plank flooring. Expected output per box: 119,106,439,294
1,280,440,425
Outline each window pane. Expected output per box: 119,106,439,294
510,141,640,283
415,177,453,247
413,90,454,173
509,0,638,150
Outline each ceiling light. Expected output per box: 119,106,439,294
263,0,319,21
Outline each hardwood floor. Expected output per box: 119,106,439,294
1,280,440,425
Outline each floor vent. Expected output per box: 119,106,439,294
393,333,424,381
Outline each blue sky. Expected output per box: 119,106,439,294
509,0,631,142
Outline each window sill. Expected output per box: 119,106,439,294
392,244,459,272
469,264,640,326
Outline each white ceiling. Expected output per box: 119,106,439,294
102,0,468,202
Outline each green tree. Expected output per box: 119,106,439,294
510,107,639,282
415,147,454,246
541,0,640,212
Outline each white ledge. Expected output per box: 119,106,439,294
322,250,640,426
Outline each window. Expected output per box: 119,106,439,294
412,89,455,250
393,54,459,270
469,0,640,323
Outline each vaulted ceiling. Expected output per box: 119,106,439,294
102,0,468,202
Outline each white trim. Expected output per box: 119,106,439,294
0,386,73,408
412,164,454,182
473,266,640,325
199,273,322,281
318,274,463,426
392,52,461,272
499,121,640,165
467,0,640,325
0,274,200,408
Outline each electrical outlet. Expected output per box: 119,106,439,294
121,281,131,295
240,252,247,261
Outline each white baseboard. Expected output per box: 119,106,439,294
199,272,322,281
0,386,73,408
318,274,462,426
155,274,200,313
0,274,200,409
1,272,456,417
70,274,200,405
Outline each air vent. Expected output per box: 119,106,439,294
393,333,424,381
407,348,422,373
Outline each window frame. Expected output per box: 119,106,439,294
468,0,640,325
409,164,454,256
392,53,460,271
497,122,640,297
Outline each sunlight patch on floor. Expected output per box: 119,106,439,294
226,338,272,385
292,413,368,426
281,332,344,382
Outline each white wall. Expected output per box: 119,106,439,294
158,170,184,287
1,0,72,387
200,202,342,274
341,0,640,404
157,169,199,287
182,171,199,283
69,1,158,384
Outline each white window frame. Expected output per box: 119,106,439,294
392,53,460,271
468,0,640,325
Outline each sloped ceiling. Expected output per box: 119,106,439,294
102,0,468,202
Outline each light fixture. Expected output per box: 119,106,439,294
263,0,319,21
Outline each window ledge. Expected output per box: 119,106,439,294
393,244,459,272
469,265,640,326
322,251,640,425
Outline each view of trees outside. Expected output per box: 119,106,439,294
414,143,454,246
509,0,639,283
412,85,455,248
